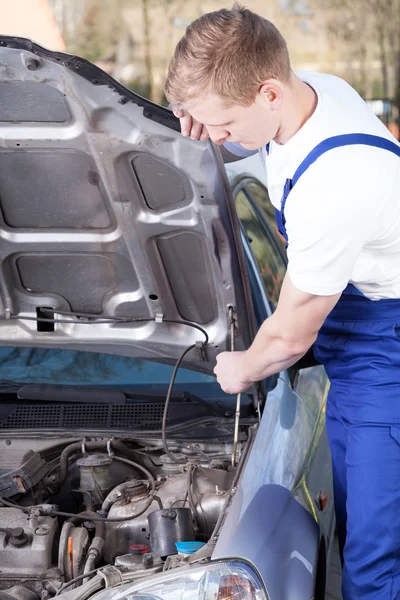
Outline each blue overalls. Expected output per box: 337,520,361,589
275,134,400,599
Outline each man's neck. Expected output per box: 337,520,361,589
274,73,317,145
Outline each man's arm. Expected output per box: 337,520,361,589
214,274,341,394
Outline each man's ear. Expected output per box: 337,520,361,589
259,81,283,110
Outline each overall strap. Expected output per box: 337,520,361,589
278,134,400,241
276,133,400,297
291,133,400,189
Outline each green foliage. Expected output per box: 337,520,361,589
65,0,130,62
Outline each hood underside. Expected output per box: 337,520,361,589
0,37,255,375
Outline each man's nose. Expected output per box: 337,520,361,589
207,127,229,145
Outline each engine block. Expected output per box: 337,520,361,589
0,508,61,593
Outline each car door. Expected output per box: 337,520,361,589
233,176,316,479
215,175,334,598
236,177,329,417
233,176,334,545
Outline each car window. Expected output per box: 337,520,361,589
235,189,286,307
244,179,287,260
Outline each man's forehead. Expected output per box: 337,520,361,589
186,95,237,123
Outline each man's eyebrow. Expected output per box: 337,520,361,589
204,120,232,127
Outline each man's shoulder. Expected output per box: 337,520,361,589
296,72,394,145
290,143,398,211
298,72,364,110
297,71,353,89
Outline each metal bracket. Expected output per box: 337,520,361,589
228,305,239,352
106,438,114,457
228,306,241,467
98,566,123,588
195,340,207,362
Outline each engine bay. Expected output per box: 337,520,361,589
0,434,249,599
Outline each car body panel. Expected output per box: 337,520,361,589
213,371,331,598
212,161,334,598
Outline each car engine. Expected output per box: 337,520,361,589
0,437,241,599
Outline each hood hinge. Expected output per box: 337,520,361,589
195,340,208,362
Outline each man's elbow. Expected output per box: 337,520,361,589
280,331,316,359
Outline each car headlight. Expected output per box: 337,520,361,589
92,561,266,600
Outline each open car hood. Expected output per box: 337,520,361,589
0,37,256,376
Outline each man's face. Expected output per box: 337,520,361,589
186,91,280,150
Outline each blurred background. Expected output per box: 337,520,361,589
2,0,399,137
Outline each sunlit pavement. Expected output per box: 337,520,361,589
326,533,343,599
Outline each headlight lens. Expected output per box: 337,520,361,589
92,561,266,600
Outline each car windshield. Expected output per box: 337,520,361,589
0,346,225,398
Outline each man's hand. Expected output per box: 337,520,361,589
214,275,341,392
213,351,252,394
171,106,210,141
169,105,242,163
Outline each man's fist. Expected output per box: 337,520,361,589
213,351,253,394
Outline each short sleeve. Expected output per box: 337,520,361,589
223,142,258,158
285,148,381,296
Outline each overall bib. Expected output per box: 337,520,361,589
275,134,400,599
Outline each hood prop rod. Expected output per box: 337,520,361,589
229,307,241,467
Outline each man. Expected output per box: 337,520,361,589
164,4,400,599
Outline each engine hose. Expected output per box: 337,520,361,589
112,456,155,493
51,493,156,522
0,496,29,512
0,452,157,524
55,569,104,597
82,557,96,587
0,494,156,523
83,557,95,575
101,481,162,514
101,481,132,514
162,343,196,464
59,439,136,484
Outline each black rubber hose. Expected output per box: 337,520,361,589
112,456,155,493
162,343,196,464
0,496,29,512
55,568,105,596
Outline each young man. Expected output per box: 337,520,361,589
165,4,400,599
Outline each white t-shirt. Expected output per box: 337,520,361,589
225,72,400,300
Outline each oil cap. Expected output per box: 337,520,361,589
129,544,149,555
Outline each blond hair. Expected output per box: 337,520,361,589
165,3,291,107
